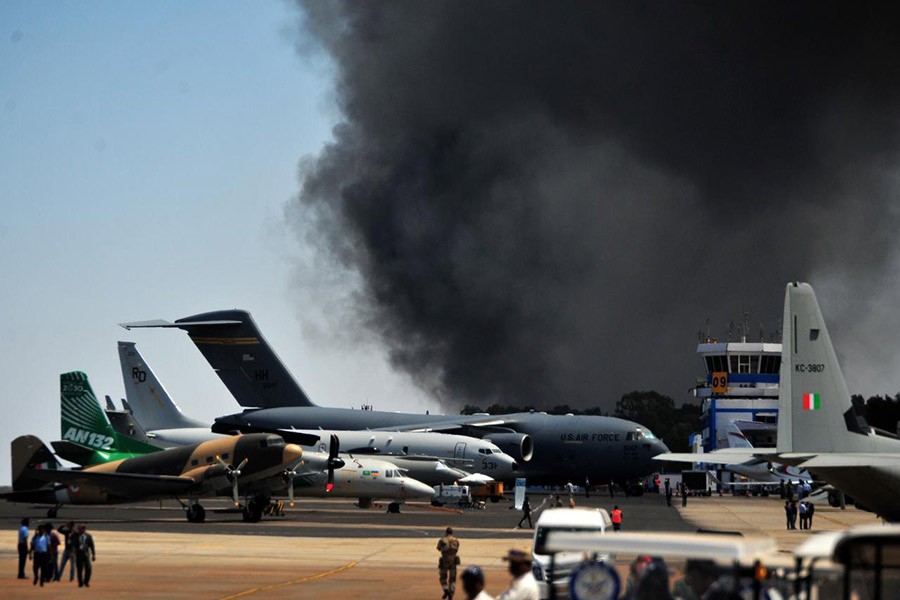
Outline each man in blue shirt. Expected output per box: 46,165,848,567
28,523,50,586
17,517,29,579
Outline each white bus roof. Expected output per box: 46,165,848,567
544,531,777,563
794,525,900,564
536,507,612,527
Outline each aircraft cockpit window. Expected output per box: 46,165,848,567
386,470,392,478
626,431,646,442
221,453,229,459
478,448,493,455
265,436,285,447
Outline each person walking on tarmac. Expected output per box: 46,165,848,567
29,523,50,586
17,517,29,579
437,526,461,599
516,496,533,529
75,524,96,588
681,482,688,507
611,505,623,531
55,521,76,582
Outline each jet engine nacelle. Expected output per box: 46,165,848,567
483,433,533,463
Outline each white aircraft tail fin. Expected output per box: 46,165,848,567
777,282,884,454
118,341,207,431
725,422,754,449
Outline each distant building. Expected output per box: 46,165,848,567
693,341,781,451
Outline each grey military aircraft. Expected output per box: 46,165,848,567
121,312,669,490
658,282,900,521
116,341,515,484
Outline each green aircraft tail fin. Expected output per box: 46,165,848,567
60,371,161,460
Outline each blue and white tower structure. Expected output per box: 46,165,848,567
693,339,781,452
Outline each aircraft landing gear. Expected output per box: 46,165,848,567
358,497,373,509
47,504,60,519
186,503,206,523
242,496,266,522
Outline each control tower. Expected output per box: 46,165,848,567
693,339,781,452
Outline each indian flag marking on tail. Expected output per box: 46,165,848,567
803,393,821,411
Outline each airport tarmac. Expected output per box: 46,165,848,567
0,491,883,598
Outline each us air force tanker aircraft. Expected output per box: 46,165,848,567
658,282,900,521
117,341,513,484
122,312,668,490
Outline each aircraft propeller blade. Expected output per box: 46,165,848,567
326,434,344,493
216,456,248,506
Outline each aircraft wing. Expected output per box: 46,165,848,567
369,416,514,433
655,448,777,466
24,468,196,496
208,423,321,447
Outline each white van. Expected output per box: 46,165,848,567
531,507,612,599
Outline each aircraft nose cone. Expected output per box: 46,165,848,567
401,479,435,498
653,439,670,455
283,443,303,466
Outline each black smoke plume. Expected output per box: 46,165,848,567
289,2,900,410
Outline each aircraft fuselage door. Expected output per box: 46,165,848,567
454,442,467,459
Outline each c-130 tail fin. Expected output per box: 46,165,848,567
121,310,317,409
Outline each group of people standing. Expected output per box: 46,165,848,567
783,500,816,530
17,518,96,587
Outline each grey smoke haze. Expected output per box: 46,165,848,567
288,2,900,410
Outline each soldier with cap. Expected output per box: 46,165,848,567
461,565,494,600
498,548,539,600
437,526,461,599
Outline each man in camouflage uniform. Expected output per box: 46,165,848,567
437,526,461,599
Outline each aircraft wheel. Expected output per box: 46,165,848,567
242,500,263,523
490,496,500,503
186,504,206,523
358,497,373,509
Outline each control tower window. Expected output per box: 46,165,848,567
709,355,727,372
738,355,751,373
750,355,759,373
773,356,781,373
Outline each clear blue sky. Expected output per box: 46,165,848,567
0,1,439,484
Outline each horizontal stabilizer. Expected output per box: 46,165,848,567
25,468,195,496
798,453,900,469
120,319,242,329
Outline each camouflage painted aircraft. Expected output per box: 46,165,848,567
5,430,314,522
3,375,326,522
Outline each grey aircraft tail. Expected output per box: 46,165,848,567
121,311,317,409
118,341,209,430
11,435,59,491
777,282,900,454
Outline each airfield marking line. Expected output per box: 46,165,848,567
216,561,358,599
